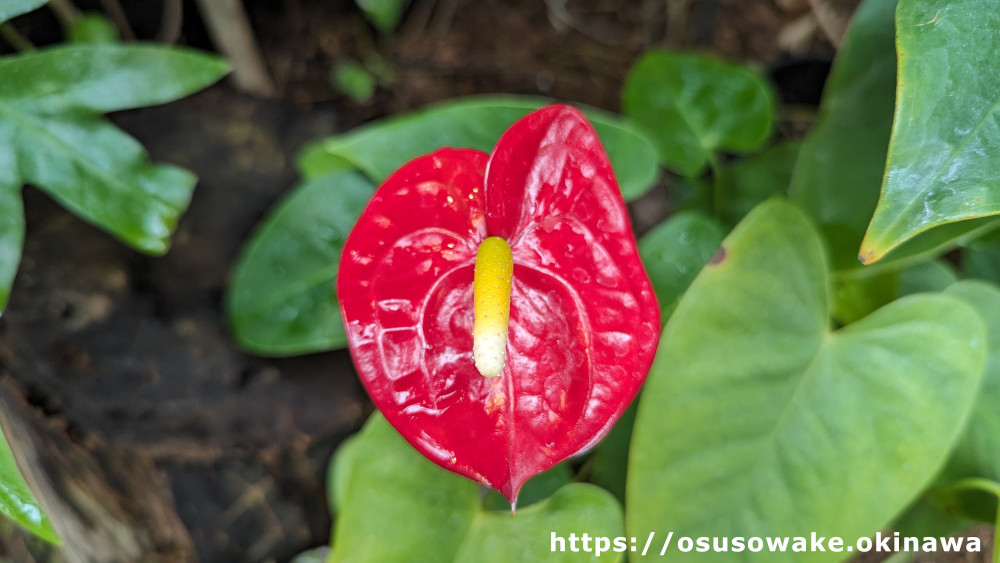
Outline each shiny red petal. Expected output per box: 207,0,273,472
338,107,660,503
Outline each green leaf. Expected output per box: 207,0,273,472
297,95,660,202
897,259,957,296
0,142,22,315
638,211,725,320
0,44,228,255
0,0,45,24
227,170,374,355
482,463,572,511
937,282,1000,488
356,0,408,32
330,413,624,563
860,1,1000,263
628,199,987,561
587,401,636,504
788,0,897,271
622,50,776,177
331,60,376,104
0,45,229,115
0,423,58,543
716,141,800,226
68,13,119,44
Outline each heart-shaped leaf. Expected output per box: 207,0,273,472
338,106,660,501
329,413,624,563
298,96,659,201
622,50,776,177
227,170,375,355
628,199,987,561
861,1,1000,262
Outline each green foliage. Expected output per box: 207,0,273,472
215,0,1000,555
329,413,624,563
68,13,118,44
861,0,1000,262
298,96,659,201
637,211,725,320
0,426,57,543
0,0,46,24
622,50,776,177
331,60,376,104
356,0,409,32
628,200,986,561
228,171,374,355
0,6,226,543
0,44,228,317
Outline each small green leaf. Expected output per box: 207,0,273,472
329,413,624,562
638,211,725,320
0,424,58,543
227,171,374,355
0,0,45,25
297,96,659,201
356,0,408,32
68,13,119,44
716,141,800,226
331,60,376,104
861,1,1000,262
622,50,776,177
0,142,22,315
628,199,987,561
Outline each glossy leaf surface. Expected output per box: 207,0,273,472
330,413,624,562
861,1,1000,262
338,106,660,501
0,0,45,24
227,171,374,355
638,211,725,320
628,200,986,561
622,50,775,177
0,425,58,543
0,45,228,257
298,96,660,201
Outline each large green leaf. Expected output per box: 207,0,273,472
0,140,22,315
860,1,1000,263
628,199,987,561
227,170,374,355
0,45,228,255
0,0,45,24
622,50,776,177
638,211,725,320
329,413,624,562
788,0,896,271
297,95,659,202
0,424,58,543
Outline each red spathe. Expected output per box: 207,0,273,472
338,105,660,503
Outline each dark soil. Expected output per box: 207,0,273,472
0,1,847,561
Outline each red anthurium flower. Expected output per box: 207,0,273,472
338,105,660,504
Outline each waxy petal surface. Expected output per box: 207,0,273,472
338,106,660,502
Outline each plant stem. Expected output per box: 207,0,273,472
99,0,136,40
940,478,1000,563
46,0,81,30
0,23,34,51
